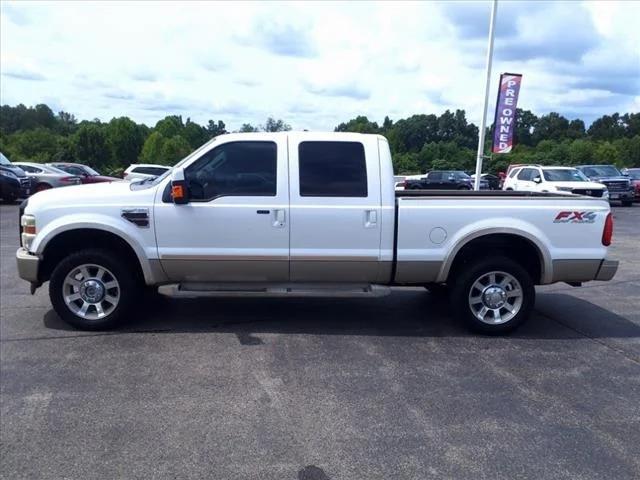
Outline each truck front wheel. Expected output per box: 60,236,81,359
49,249,140,330
450,256,535,334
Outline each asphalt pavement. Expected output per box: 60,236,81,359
1,203,639,479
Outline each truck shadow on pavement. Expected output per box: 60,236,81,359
42,290,640,341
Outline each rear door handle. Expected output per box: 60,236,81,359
365,209,377,228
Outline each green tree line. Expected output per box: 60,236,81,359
1,103,638,176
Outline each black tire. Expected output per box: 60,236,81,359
49,248,141,330
621,200,633,207
35,183,52,192
449,255,535,335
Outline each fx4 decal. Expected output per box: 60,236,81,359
554,211,597,223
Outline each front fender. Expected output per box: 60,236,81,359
32,213,160,284
437,218,553,284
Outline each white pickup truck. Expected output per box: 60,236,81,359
16,132,618,334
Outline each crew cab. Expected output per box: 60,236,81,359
16,132,618,334
503,165,609,199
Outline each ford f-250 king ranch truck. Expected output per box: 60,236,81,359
16,132,618,334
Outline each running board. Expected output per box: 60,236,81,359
158,283,391,298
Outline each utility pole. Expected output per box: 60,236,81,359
473,0,498,191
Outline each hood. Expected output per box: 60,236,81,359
93,175,121,182
0,164,27,177
26,180,138,210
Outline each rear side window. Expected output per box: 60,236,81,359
299,141,367,197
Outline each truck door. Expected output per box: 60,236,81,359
154,137,290,282
288,134,382,282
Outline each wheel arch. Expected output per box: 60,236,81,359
439,229,551,285
39,228,153,285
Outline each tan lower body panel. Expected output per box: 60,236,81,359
290,261,382,283
394,261,441,284
551,259,602,283
160,259,289,282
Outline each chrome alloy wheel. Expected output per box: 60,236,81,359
62,264,120,320
468,271,523,325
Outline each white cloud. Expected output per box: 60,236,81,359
1,0,638,130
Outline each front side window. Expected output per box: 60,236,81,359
428,172,443,181
185,141,277,200
299,141,367,197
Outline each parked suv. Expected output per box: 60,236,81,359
405,170,489,190
576,165,634,206
0,152,31,202
503,165,608,199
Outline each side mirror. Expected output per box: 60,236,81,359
533,176,542,183
170,168,189,204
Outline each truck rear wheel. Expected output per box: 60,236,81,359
449,256,535,334
49,248,140,330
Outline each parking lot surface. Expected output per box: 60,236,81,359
1,203,639,479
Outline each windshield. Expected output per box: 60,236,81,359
84,166,100,176
581,166,621,177
0,152,10,166
626,169,640,180
543,169,588,182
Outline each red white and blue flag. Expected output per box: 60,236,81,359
492,73,523,154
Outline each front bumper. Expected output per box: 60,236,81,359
595,259,618,281
16,247,40,283
607,190,634,201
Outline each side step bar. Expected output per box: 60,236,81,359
158,283,392,299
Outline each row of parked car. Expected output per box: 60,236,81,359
395,164,639,206
502,164,639,206
1,152,172,202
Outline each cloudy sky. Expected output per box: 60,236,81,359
1,1,638,130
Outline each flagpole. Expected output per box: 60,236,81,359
474,0,498,191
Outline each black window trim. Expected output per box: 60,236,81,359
298,140,368,198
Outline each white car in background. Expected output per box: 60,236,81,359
124,164,171,182
503,165,609,199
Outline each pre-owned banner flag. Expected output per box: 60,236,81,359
492,73,523,154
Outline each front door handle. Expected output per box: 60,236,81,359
273,209,286,228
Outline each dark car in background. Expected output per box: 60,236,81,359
0,153,31,202
47,163,120,184
404,170,489,190
624,168,640,201
576,164,634,206
471,173,500,190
